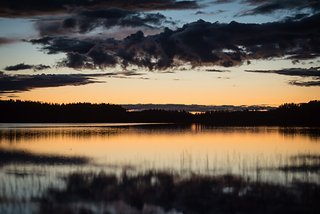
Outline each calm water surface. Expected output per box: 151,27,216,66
0,124,319,213
1,124,319,173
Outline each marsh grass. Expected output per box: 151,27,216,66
37,170,320,214
0,150,319,213
279,154,320,172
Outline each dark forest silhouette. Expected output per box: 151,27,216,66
0,100,319,126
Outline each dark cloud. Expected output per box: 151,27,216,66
0,0,199,17
194,10,206,15
34,64,51,70
35,8,170,36
59,53,92,69
0,73,106,93
246,67,320,87
30,36,118,69
287,54,320,61
194,10,225,15
88,47,117,67
30,36,95,54
59,50,117,69
0,71,146,93
205,69,230,72
4,63,51,71
5,63,33,71
29,13,320,69
213,0,234,3
245,67,320,78
289,80,320,87
282,13,310,22
213,0,320,16
239,0,320,16
35,19,69,37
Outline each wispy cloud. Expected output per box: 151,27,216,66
289,80,320,87
246,67,320,87
205,69,230,73
0,70,148,93
245,67,320,78
5,63,51,71
193,10,225,16
0,73,107,93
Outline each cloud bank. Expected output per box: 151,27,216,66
29,13,320,69
35,8,173,36
0,0,199,17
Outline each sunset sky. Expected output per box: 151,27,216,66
0,0,319,105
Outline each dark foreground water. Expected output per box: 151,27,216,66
0,124,319,213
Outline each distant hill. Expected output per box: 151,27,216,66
0,100,319,126
195,100,320,126
122,104,274,113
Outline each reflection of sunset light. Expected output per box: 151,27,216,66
1,126,319,174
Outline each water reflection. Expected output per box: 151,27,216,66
0,148,89,167
278,127,320,142
0,124,320,213
0,124,319,173
1,124,320,142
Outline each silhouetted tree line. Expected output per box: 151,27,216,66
0,100,190,123
0,100,127,123
0,100,319,125
195,100,320,126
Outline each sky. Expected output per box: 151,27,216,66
0,0,319,106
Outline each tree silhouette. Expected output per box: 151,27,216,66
0,99,319,125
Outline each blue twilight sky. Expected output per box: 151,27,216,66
0,0,319,105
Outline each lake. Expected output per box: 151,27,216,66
0,123,319,213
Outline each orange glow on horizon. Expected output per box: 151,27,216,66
1,68,320,106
